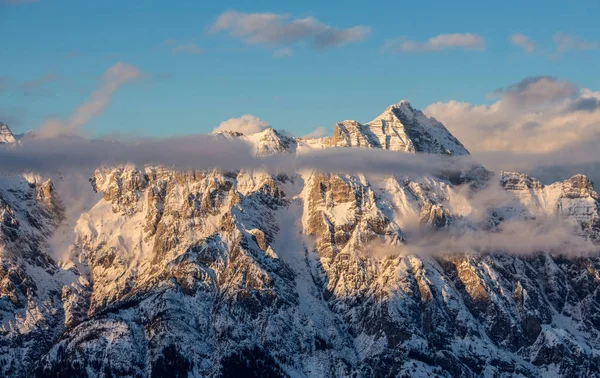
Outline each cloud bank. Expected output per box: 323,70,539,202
0,133,481,178
424,75,600,183
211,10,370,49
425,76,600,154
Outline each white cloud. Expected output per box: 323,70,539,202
211,10,370,49
273,47,293,58
163,39,203,55
424,76,600,154
384,33,484,53
511,33,536,53
212,114,270,135
37,63,142,138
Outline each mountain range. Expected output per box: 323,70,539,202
1,102,600,377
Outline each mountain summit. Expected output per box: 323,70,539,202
328,101,469,155
0,122,17,144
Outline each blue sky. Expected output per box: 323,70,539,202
1,0,599,137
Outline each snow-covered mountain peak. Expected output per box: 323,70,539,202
244,127,298,155
0,122,17,145
325,102,469,156
383,99,414,115
366,101,469,156
212,127,297,155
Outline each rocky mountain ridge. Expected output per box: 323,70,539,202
1,102,600,377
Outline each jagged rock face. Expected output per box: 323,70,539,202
3,104,600,377
501,171,600,238
0,174,86,375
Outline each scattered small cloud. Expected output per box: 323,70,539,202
36,63,143,138
212,114,270,135
384,33,484,53
508,32,598,59
210,10,370,50
273,47,292,58
163,39,203,55
552,32,598,58
511,33,536,53
302,127,327,138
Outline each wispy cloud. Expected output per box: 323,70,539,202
163,39,203,55
509,32,598,59
552,32,598,57
21,73,59,94
384,33,485,53
511,33,536,53
212,114,270,135
36,63,142,138
0,0,39,3
210,10,370,50
273,47,293,58
0,73,59,96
